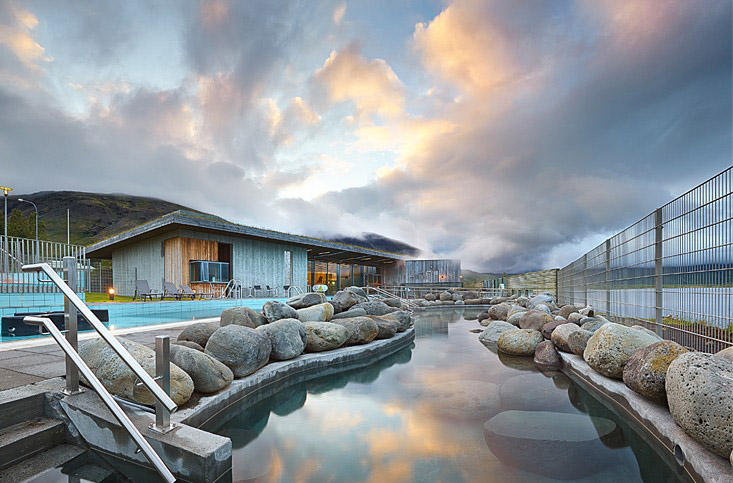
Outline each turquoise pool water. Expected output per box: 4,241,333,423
206,308,691,483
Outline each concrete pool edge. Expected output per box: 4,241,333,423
174,327,416,428
34,328,415,482
559,352,732,483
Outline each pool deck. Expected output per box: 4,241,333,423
0,318,211,391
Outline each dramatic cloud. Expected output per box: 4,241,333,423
0,0,730,272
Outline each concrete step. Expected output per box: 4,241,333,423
0,443,85,483
0,385,47,431
0,417,65,471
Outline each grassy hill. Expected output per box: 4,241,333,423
461,269,502,288
7,191,419,255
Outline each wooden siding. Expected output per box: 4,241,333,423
404,259,461,285
163,237,218,287
505,269,558,295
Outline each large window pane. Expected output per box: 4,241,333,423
190,260,230,283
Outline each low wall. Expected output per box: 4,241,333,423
559,352,732,483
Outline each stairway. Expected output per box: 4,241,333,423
0,386,120,482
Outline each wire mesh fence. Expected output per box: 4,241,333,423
558,167,732,353
0,236,89,293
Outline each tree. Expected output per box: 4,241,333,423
0,209,48,239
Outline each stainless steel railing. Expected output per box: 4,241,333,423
366,286,419,310
21,260,177,482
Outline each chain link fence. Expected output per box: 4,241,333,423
558,167,732,353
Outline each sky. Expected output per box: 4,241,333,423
0,0,730,273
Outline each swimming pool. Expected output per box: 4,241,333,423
0,298,287,342
204,307,691,482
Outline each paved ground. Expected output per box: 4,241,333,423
0,326,186,392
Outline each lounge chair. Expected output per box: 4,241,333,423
163,281,183,300
134,280,161,301
178,284,200,300
265,285,276,297
253,285,270,297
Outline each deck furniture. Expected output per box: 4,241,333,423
162,281,183,300
134,280,161,301
178,284,200,300
265,285,276,297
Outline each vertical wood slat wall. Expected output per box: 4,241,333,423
163,237,218,289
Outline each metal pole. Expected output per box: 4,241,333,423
67,209,70,244
63,256,82,395
654,208,663,336
150,335,176,434
18,198,38,262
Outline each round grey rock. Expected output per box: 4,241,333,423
174,340,204,352
583,322,661,379
177,322,220,348
551,323,582,353
666,352,733,457
205,325,271,377
303,322,350,352
330,316,379,344
568,329,593,356
351,301,393,316
256,318,307,360
519,310,554,331
296,302,334,322
220,306,267,328
533,340,561,370
479,321,516,345
331,307,368,320
622,340,688,404
170,344,233,394
286,292,325,309
262,301,298,323
497,329,544,356
488,303,510,321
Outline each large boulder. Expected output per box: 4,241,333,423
331,290,360,310
169,344,233,394
581,319,606,333
666,353,733,458
622,341,688,404
478,312,490,324
567,329,593,356
582,323,661,379
286,292,324,309
373,311,412,332
567,312,584,324
534,340,561,370
488,303,511,321
330,317,379,344
464,298,482,305
506,311,525,327
79,337,193,406
558,305,579,319
177,322,220,348
296,302,334,322
497,329,544,356
373,318,398,339
541,319,569,340
174,340,204,352
483,411,617,479
519,310,554,331
528,293,554,309
478,321,516,345
533,304,551,314
551,323,582,353
331,307,367,320
716,346,733,362
382,298,403,308
345,286,368,300
352,301,393,316
439,291,452,302
256,318,307,360
424,293,436,301
220,306,267,328
303,322,350,352
515,296,529,308
262,301,298,323
205,325,271,377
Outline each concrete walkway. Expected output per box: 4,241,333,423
0,319,214,392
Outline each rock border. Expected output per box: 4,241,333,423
559,352,731,483
174,328,416,428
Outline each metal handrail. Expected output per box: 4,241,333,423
367,286,419,309
21,263,177,413
287,285,305,297
23,316,176,483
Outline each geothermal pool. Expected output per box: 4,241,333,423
205,308,690,483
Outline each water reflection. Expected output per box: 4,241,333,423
209,309,690,483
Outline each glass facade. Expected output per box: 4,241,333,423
190,260,230,284
307,261,382,294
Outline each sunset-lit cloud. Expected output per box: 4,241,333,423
0,0,729,271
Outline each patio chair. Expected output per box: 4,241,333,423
134,280,161,301
163,281,183,300
265,285,276,297
178,284,199,300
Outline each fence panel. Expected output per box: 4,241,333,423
0,236,89,293
558,167,732,353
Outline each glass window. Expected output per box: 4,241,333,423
190,260,230,284
340,264,352,289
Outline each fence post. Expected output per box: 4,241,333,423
605,239,611,317
654,208,663,336
149,335,176,434
583,253,588,307
63,256,82,395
